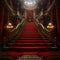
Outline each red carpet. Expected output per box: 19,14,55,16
10,22,50,48
17,22,43,39
1,51,58,58
1,22,58,58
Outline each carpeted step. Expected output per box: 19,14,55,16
16,22,44,39
13,38,48,40
1,51,58,58
14,38,48,40
2,22,58,55
2,46,57,52
14,40,46,43
7,43,53,47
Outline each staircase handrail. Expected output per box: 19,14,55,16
10,19,25,32
35,19,50,32
39,23,50,32
35,19,51,40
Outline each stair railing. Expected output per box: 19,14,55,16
34,19,52,41
8,19,25,41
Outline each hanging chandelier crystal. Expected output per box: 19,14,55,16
24,0,36,7
23,0,38,10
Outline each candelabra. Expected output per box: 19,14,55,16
6,22,13,31
47,22,54,31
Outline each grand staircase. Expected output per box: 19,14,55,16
1,22,58,59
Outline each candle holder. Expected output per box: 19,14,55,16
47,22,54,31
6,22,14,31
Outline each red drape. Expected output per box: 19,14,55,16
0,6,4,40
56,3,60,40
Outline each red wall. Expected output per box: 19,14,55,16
56,1,60,41
0,6,4,40
12,0,17,4
26,10,34,21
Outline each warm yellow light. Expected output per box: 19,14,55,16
7,25,10,28
49,23,52,26
8,23,12,26
51,26,54,28
47,26,49,28
11,26,13,28
47,22,54,31
6,22,13,29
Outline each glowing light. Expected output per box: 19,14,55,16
8,23,12,26
49,23,52,26
24,0,36,6
23,0,37,10
6,22,14,29
47,22,54,31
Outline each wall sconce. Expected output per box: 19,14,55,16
47,22,54,31
6,22,13,29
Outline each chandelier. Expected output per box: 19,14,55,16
23,0,38,10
